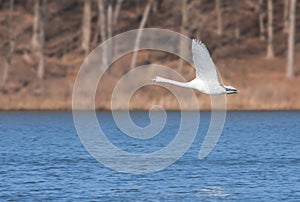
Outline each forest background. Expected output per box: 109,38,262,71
0,0,299,110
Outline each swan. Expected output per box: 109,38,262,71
152,39,238,95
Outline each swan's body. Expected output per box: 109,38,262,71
153,39,238,95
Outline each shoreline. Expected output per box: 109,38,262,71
1,109,299,112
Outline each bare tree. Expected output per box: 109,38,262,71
266,0,274,59
96,0,123,67
96,0,123,43
31,0,46,79
97,0,106,42
258,0,265,40
32,0,39,51
107,2,113,59
1,0,14,90
286,0,297,78
283,0,290,33
98,0,107,67
37,0,46,80
233,0,240,39
130,0,153,69
215,0,222,36
82,0,91,56
112,0,123,26
111,0,123,59
179,0,188,70
107,3,112,40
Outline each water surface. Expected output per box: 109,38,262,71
0,111,299,201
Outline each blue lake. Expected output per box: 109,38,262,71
0,111,299,201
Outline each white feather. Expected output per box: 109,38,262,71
153,39,238,95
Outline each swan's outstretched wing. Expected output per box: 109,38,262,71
192,39,220,85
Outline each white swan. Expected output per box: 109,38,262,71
152,39,238,95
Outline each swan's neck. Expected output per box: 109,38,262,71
157,77,190,88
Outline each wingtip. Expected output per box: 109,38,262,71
192,39,209,52
192,39,205,46
192,38,200,44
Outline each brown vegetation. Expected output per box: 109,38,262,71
0,0,299,110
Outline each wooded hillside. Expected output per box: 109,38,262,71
0,0,299,110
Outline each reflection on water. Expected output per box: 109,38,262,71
198,186,230,197
0,111,299,201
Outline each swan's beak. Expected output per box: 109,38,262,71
226,89,239,94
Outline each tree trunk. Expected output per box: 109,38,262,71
94,0,123,68
283,0,290,33
1,0,14,90
107,3,112,39
98,0,106,42
286,0,297,78
107,2,112,59
113,0,123,26
98,0,107,67
179,0,188,70
37,0,46,80
216,0,222,36
130,0,153,69
112,0,123,59
234,0,240,39
258,0,265,40
82,0,91,56
266,0,274,59
32,0,39,51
